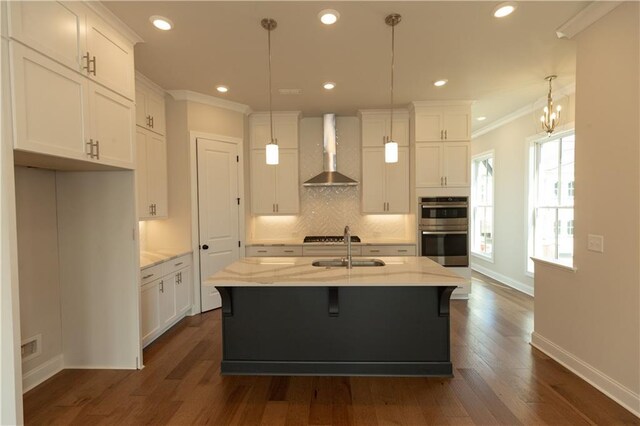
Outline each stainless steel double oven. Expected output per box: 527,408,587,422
418,197,469,267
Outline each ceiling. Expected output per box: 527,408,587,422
105,1,585,131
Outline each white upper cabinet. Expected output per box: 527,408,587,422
249,112,300,149
135,75,166,135
8,1,86,72
249,112,301,215
412,103,471,142
84,12,135,100
136,128,168,220
361,147,409,214
10,43,89,161
360,110,409,147
415,142,470,188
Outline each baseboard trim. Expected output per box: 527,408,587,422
22,354,64,393
471,263,534,296
531,332,640,418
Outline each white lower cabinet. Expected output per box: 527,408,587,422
361,245,417,256
140,254,192,347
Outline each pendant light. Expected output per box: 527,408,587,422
262,18,279,165
384,14,401,163
540,75,562,136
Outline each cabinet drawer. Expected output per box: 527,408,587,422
141,263,163,285
362,245,416,256
302,246,362,257
164,254,192,275
246,246,302,257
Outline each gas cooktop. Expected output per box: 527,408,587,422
303,235,361,243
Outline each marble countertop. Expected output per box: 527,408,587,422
205,256,463,287
140,249,192,270
246,239,416,246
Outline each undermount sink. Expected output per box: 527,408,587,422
312,258,386,268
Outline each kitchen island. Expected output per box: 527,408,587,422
205,256,464,377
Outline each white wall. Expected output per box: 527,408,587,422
14,167,63,378
532,3,639,416
471,94,575,295
249,116,414,241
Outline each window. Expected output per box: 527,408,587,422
471,152,494,260
528,132,575,271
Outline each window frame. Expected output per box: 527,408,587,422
470,150,495,263
526,128,575,274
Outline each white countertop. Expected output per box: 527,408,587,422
246,239,416,246
205,256,464,287
140,249,192,269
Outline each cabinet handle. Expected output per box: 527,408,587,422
175,262,183,267
146,115,151,127
440,177,443,186
444,129,447,140
86,139,94,158
257,250,267,253
445,176,448,186
151,116,154,128
95,140,100,160
370,250,380,253
398,250,408,253
440,130,443,140
276,204,279,213
284,250,294,253
142,273,154,280
159,280,164,293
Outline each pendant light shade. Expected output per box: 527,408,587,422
385,14,401,164
262,18,279,165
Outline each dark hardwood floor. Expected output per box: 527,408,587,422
24,273,639,425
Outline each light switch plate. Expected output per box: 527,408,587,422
587,234,604,253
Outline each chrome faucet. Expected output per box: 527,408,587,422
344,225,353,269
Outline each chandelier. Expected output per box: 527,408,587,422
540,75,562,135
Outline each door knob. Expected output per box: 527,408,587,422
202,244,209,250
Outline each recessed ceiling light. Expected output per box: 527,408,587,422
323,82,336,90
216,85,228,93
477,116,487,121
319,9,340,25
150,15,173,31
493,2,517,18
433,79,448,87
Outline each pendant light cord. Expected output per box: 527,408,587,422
390,22,395,141
267,26,274,144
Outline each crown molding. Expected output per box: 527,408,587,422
410,100,474,111
556,2,622,39
358,108,409,117
167,90,252,115
249,111,302,118
84,2,143,45
135,71,165,96
472,83,575,139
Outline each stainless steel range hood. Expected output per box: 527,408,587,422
303,114,358,187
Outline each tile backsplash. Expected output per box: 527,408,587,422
249,116,414,241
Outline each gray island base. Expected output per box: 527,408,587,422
208,257,465,377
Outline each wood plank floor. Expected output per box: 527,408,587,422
24,273,639,425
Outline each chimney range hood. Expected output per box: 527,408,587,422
303,114,358,187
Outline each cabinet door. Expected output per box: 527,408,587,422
147,132,168,217
361,148,385,213
140,279,161,346
415,143,444,187
361,115,387,147
11,42,89,160
145,92,166,136
391,117,410,146
443,143,470,187
135,87,148,128
89,82,135,169
136,128,150,219
175,268,191,315
159,278,176,327
250,115,298,149
250,149,276,214
414,109,443,142
86,12,135,100
443,107,471,141
8,1,86,72
385,147,410,213
275,149,300,214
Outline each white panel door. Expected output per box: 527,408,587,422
443,108,471,141
391,117,410,146
415,110,443,142
146,92,166,136
135,88,148,128
385,147,410,213
274,116,298,149
8,1,86,72
89,82,135,169
135,128,150,219
361,116,387,147
175,268,191,315
86,12,134,99
141,279,161,345
250,149,276,214
275,149,299,214
11,42,89,160
361,148,385,213
443,143,470,187
197,138,240,312
416,143,443,187
146,132,168,217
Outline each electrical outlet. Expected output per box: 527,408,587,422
587,234,604,253
21,334,42,362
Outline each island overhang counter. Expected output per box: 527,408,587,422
205,256,465,377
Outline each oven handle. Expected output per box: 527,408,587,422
420,204,468,208
421,231,468,235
